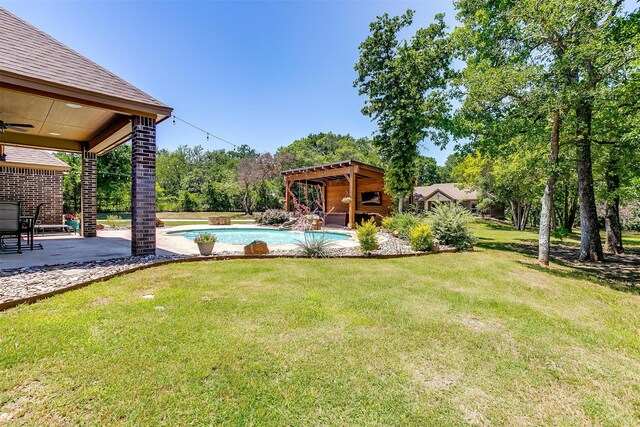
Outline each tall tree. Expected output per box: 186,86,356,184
354,10,453,211
415,155,442,186
454,0,637,262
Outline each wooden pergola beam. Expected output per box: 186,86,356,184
283,166,355,182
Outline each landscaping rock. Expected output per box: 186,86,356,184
208,216,231,225
244,240,269,255
155,217,165,227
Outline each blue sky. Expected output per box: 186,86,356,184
3,0,459,164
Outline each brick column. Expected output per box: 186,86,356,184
81,148,97,237
131,116,157,256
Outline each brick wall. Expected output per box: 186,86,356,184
0,166,64,224
131,115,157,256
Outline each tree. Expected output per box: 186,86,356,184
453,139,545,231
237,155,260,215
415,156,442,186
97,144,131,212
275,132,380,169
454,0,637,262
354,10,453,211
55,152,80,213
592,59,640,253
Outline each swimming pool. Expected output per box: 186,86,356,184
171,228,351,245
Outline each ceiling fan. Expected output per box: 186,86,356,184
0,120,35,134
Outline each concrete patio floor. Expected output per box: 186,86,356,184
0,225,358,270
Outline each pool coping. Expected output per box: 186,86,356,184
161,224,359,252
0,249,459,312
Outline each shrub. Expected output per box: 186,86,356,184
356,218,379,254
409,225,434,252
105,214,121,228
194,233,217,243
381,213,420,239
551,227,569,242
256,209,289,225
295,232,334,258
430,203,476,250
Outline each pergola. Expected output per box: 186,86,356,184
281,160,391,228
0,8,172,255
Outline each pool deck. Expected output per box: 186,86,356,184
0,225,358,270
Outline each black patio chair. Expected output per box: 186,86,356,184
20,202,45,250
0,201,22,254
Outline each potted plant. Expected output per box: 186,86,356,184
64,213,80,232
194,232,217,255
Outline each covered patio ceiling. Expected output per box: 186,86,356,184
0,7,172,256
0,7,172,154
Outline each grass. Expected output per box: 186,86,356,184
2,223,640,425
97,211,256,227
97,211,254,220
471,220,640,252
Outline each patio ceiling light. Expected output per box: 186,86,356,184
65,103,82,109
48,132,61,136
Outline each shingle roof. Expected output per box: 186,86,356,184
281,159,384,175
0,7,168,109
2,145,70,170
413,183,478,201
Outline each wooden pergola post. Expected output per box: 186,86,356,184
348,166,356,228
284,176,291,213
322,183,327,213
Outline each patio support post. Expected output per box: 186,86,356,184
81,147,97,237
131,115,157,256
284,177,290,213
348,166,356,229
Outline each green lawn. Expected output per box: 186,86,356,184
2,223,640,425
97,219,253,228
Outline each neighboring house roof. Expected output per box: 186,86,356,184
414,183,478,202
1,145,70,171
0,7,168,110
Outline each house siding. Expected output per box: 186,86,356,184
0,166,64,224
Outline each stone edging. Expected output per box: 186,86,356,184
0,249,458,312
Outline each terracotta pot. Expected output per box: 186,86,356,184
197,241,215,256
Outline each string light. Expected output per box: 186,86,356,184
171,115,237,150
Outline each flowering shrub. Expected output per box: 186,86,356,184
194,233,217,244
64,213,77,221
409,225,434,252
356,218,379,254
255,209,290,225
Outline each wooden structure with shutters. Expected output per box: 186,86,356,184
281,160,392,228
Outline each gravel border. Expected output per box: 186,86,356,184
0,232,455,310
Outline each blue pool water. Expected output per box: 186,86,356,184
172,228,350,245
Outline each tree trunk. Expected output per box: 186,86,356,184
243,184,252,215
604,158,624,254
575,99,604,261
539,111,561,265
398,194,404,213
509,200,517,229
565,192,578,232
